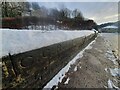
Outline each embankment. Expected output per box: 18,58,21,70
2,33,97,89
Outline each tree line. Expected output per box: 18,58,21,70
1,2,98,30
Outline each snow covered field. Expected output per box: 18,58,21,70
0,29,95,58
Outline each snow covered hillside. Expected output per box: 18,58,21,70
0,29,95,58
103,25,118,29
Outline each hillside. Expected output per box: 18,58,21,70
98,21,119,29
98,21,119,33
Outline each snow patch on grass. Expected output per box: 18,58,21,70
105,50,118,65
74,66,77,71
105,68,108,73
108,79,119,89
64,77,70,85
109,68,120,77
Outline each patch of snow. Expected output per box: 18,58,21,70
105,68,108,73
95,48,103,53
87,45,93,50
104,85,108,88
57,21,62,24
103,26,118,29
105,50,118,65
0,31,2,59
109,68,120,77
0,29,95,58
108,79,113,88
0,62,2,67
74,66,77,71
43,38,96,89
113,78,118,83
92,29,99,33
84,39,96,50
108,79,119,89
64,77,70,84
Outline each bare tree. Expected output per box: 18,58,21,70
72,9,84,20
31,2,40,10
2,2,24,17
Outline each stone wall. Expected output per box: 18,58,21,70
2,33,97,89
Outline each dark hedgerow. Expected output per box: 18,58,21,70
2,16,98,30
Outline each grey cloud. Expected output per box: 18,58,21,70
38,2,118,24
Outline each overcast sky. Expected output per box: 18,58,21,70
27,0,119,24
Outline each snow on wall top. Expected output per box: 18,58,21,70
0,29,95,58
